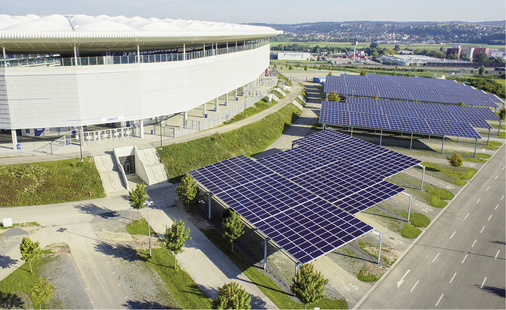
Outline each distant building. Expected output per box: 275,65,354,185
380,54,471,66
446,46,462,59
473,47,490,59
276,52,311,61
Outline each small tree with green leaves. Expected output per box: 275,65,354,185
212,282,251,310
31,278,55,309
374,94,379,99
327,91,341,102
128,182,149,218
176,173,198,209
291,263,329,310
479,65,486,75
360,70,367,76
221,210,245,253
458,101,465,106
164,220,191,269
499,108,506,121
19,237,41,273
449,152,464,173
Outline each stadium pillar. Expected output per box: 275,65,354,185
377,232,383,265
202,103,207,117
379,128,383,146
226,42,228,53
183,44,186,61
208,193,213,220
487,128,491,145
441,135,445,154
474,138,478,158
73,45,78,66
2,47,6,67
409,132,413,150
79,126,84,161
418,163,425,190
137,45,140,63
225,93,228,106
235,88,238,100
183,111,188,127
11,129,17,150
203,43,205,56
263,238,270,270
215,97,219,111
139,120,144,138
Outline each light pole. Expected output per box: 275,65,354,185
143,199,154,257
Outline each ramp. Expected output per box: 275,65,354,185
135,147,168,185
94,154,126,193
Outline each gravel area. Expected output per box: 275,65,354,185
90,210,178,309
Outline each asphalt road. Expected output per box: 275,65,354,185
357,146,506,309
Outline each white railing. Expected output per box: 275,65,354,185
79,127,138,144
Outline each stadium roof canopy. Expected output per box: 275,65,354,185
0,14,282,53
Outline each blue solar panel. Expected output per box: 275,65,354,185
292,130,351,148
324,74,501,108
337,181,404,215
188,155,273,194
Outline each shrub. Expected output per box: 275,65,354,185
401,224,422,238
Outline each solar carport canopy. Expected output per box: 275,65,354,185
189,130,421,264
320,99,486,139
323,74,502,108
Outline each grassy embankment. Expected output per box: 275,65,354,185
158,103,302,180
0,158,105,207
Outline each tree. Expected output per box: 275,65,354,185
479,65,486,75
499,108,506,120
474,52,489,63
291,263,328,310
221,210,245,253
164,220,191,269
327,91,341,102
212,282,251,310
359,70,367,76
176,173,198,209
458,101,465,106
374,94,379,99
128,182,149,218
31,278,55,309
449,152,464,173
19,237,41,273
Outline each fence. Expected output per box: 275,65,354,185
79,127,138,144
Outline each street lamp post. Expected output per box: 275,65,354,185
143,199,154,257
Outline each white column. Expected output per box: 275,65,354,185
225,93,228,106
183,111,188,127
203,43,206,57
139,119,144,138
2,47,6,67
11,129,17,150
215,97,219,111
226,42,229,53
235,89,238,100
73,46,78,66
137,45,140,63
183,44,186,61
203,103,207,117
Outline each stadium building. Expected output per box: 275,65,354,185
0,14,281,149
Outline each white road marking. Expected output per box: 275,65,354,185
472,239,477,248
480,226,485,233
496,204,499,210
495,250,500,259
397,269,411,288
464,213,469,220
481,277,487,288
435,293,444,307
462,254,468,264
343,286,351,293
349,283,358,290
449,272,457,284
495,175,498,179
410,280,419,293
501,195,504,201
432,253,440,263
488,214,493,221
486,186,490,191
450,231,456,239
476,198,481,204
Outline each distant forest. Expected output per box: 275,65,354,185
251,21,505,45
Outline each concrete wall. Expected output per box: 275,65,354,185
0,44,270,129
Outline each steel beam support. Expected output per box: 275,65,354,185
208,192,213,220
419,163,425,190
263,238,270,270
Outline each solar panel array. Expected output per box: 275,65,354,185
320,101,483,139
323,74,501,108
189,130,421,264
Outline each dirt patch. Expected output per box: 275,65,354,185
362,262,386,278
364,246,400,266
19,225,40,235
132,234,163,251
45,242,70,254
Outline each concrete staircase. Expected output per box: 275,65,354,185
135,148,168,185
94,154,126,193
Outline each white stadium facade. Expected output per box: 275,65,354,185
0,14,281,148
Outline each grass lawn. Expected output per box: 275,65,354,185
357,268,381,282
388,174,451,208
223,97,277,125
126,219,211,309
484,141,504,150
398,212,430,228
420,162,477,186
0,252,54,309
0,222,40,230
158,103,302,181
201,228,347,309
401,224,422,238
0,157,105,207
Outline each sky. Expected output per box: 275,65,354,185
2,0,505,24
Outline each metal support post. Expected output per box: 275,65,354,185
79,126,84,161
350,126,353,137
322,123,326,130
11,129,17,150
160,118,163,148
441,135,445,154
137,45,140,63
263,238,270,270
379,128,383,146
183,111,188,127
2,47,6,67
183,43,186,61
377,232,383,265
487,128,490,145
139,119,144,138
498,120,502,135
226,93,228,106
208,192,213,220
407,194,412,222
294,262,300,282
325,93,328,101
473,138,478,158
409,132,413,150
73,45,78,66
203,43,205,56
419,163,425,190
